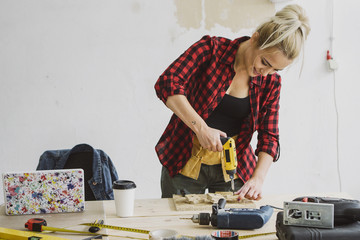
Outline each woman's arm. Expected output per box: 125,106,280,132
236,76,281,200
166,94,226,152
235,151,273,200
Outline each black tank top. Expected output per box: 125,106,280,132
206,94,250,136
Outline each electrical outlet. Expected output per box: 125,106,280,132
327,50,338,71
328,59,338,71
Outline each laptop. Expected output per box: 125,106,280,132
2,169,85,215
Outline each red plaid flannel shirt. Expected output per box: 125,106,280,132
155,35,281,183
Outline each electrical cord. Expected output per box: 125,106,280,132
333,68,342,192
267,205,283,210
328,0,342,192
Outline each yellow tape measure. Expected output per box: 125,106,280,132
238,231,276,239
83,223,276,239
23,218,147,240
81,223,150,234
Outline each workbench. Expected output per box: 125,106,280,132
0,192,352,240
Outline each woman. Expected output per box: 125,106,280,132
155,4,310,200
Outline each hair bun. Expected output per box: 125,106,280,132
277,4,311,39
255,4,311,59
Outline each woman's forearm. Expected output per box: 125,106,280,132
252,151,273,181
166,94,226,152
166,94,206,135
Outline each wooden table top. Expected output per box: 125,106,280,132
0,192,352,240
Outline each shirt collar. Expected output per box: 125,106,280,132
220,36,250,66
251,75,263,86
220,36,263,86
219,36,280,88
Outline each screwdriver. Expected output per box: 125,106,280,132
220,137,238,193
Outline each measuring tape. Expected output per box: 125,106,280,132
83,223,276,239
238,231,276,239
23,218,147,240
81,223,150,234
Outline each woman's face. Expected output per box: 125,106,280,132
246,45,293,77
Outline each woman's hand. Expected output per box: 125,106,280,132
196,125,227,152
235,176,264,201
235,151,273,201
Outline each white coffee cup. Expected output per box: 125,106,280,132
113,180,136,217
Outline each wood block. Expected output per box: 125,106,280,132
173,192,256,211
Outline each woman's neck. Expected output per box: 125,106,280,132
234,40,250,74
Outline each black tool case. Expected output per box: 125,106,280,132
276,212,360,240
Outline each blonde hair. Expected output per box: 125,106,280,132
255,4,311,60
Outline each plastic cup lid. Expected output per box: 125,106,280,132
113,180,136,189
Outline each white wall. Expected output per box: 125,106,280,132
1,0,359,204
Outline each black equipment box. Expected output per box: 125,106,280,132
276,211,360,240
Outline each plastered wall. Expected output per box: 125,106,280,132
174,0,275,31
1,0,360,204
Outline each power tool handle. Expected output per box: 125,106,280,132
218,198,226,209
260,205,274,223
220,137,230,145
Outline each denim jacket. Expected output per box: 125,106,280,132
36,144,119,200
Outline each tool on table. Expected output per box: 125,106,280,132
84,222,267,239
25,218,101,235
283,196,360,229
283,200,334,228
81,223,150,234
181,198,273,230
82,223,186,240
277,211,360,240
0,227,69,240
277,196,360,240
220,137,237,193
88,219,104,233
24,218,149,240
211,230,238,240
211,230,276,240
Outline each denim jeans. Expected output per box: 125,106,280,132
161,164,244,198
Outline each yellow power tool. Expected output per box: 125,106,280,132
220,137,238,193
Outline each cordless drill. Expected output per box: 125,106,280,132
220,137,237,193
186,198,273,230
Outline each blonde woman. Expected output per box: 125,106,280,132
155,4,310,200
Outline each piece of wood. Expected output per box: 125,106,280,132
173,192,256,211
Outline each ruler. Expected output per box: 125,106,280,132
0,227,69,240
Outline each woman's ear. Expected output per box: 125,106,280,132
250,32,260,43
